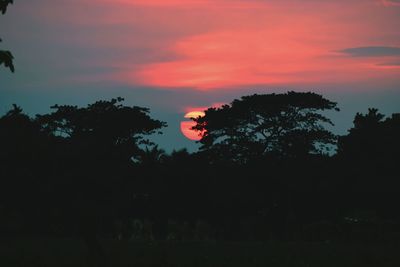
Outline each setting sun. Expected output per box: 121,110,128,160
184,111,206,119
181,111,205,141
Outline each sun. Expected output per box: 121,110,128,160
184,111,206,119
180,111,205,141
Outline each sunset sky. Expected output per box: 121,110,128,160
1,0,399,151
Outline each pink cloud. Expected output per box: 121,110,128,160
108,1,400,89
13,0,400,90
381,0,400,6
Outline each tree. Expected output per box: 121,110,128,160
35,98,167,225
0,99,166,266
136,145,166,166
0,104,40,161
37,97,166,163
0,105,42,207
193,92,339,163
0,0,14,72
0,0,13,14
338,108,400,163
337,109,400,223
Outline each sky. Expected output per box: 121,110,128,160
1,0,400,151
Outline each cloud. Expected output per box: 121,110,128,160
4,0,400,91
377,61,400,66
381,0,400,6
87,0,266,9
339,46,400,57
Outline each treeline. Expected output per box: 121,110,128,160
0,92,399,244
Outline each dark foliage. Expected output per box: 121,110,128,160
1,93,399,266
338,108,400,164
0,0,14,72
0,98,166,267
193,92,339,163
0,0,13,14
0,48,14,72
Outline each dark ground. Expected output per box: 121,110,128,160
1,238,399,267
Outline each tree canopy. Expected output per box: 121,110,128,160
0,0,14,72
1,94,400,255
0,98,167,266
36,97,167,163
338,108,400,163
0,0,13,14
193,92,339,163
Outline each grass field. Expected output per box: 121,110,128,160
1,238,399,267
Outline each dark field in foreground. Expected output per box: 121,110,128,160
1,238,399,267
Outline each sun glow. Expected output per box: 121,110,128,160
181,111,205,141
184,111,206,119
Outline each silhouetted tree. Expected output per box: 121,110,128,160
35,98,165,205
3,93,400,250
0,0,13,14
338,108,400,223
193,92,339,163
0,104,56,237
338,108,400,163
0,0,14,72
136,145,166,167
37,97,166,163
0,99,168,265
